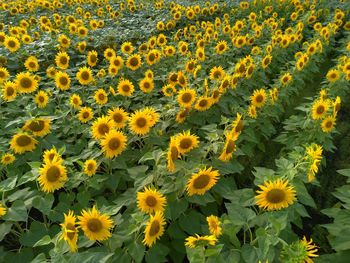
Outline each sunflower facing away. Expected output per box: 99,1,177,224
78,205,113,241
60,211,78,252
206,215,222,237
256,179,296,211
186,167,220,196
280,236,318,263
143,211,166,247
10,133,38,154
175,130,199,154
83,159,98,176
185,234,217,248
137,186,167,214
38,159,68,193
100,130,127,158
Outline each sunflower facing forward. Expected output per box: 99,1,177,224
137,186,167,214
91,116,113,140
129,110,152,136
76,67,94,85
78,206,113,241
60,211,78,252
37,158,68,193
10,133,38,154
255,178,296,211
175,130,199,154
100,130,127,158
143,211,166,247
186,167,220,196
108,107,129,129
15,72,38,93
22,118,51,137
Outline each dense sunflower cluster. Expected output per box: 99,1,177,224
0,0,350,261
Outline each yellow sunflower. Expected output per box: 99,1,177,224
137,186,167,214
209,66,225,81
139,77,154,93
326,69,340,83
321,116,336,133
91,116,113,140
4,36,20,52
22,118,51,137
121,41,134,54
0,204,7,217
104,48,116,60
281,73,292,86
143,107,159,127
70,94,82,109
83,159,98,176
94,89,108,105
186,167,220,196
1,153,15,165
175,130,199,154
262,54,272,69
100,130,127,158
311,100,329,120
117,78,134,97
206,215,222,237
162,84,176,97
215,40,228,54
15,72,38,93
300,236,318,260
185,234,217,248
110,56,124,69
143,211,166,247
78,107,94,123
194,96,213,111
129,110,152,136
255,179,296,211
87,50,98,67
108,107,129,129
2,81,17,101
43,148,62,164
126,54,142,71
78,205,113,241
10,133,38,154
59,211,78,252
219,131,239,162
76,67,94,85
167,137,180,172
0,67,10,83
55,51,70,70
333,96,341,116
177,88,196,108
38,160,68,193
35,90,49,108
24,56,39,72
251,89,267,108
55,71,71,91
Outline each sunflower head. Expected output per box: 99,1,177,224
186,167,220,196
143,211,166,247
280,236,318,263
185,234,217,248
60,211,78,252
100,130,127,158
83,159,98,176
137,186,167,214
175,130,199,154
10,133,38,154
38,160,68,193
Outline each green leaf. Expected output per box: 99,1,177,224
32,195,54,215
33,235,52,247
226,203,256,226
0,176,17,192
67,252,114,263
2,200,27,222
128,241,145,263
0,222,12,241
127,165,149,179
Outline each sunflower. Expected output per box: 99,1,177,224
100,130,127,158
194,96,213,111
256,179,296,211
209,66,225,81
333,96,341,116
177,88,196,108
143,107,159,127
0,204,7,217
55,51,70,70
35,90,49,108
139,77,154,93
321,116,336,133
281,236,318,262
1,153,15,165
215,40,228,55
126,54,142,71
94,89,108,105
143,211,166,247
76,67,94,85
129,110,152,136
110,56,124,69
175,130,199,154
144,69,154,79
185,234,217,248
262,54,272,69
311,100,329,120
177,72,188,87
232,113,244,134
0,67,9,83
38,160,68,193
23,118,51,137
219,131,239,162
206,215,222,237
59,211,78,252
55,71,71,91
46,66,57,78
251,89,267,108
15,72,38,93
104,48,116,60
121,41,134,54
24,56,39,72
117,78,134,97
87,50,98,67
167,137,180,172
43,148,62,164
281,73,292,86
146,49,161,65
162,84,176,97
108,107,129,129
10,133,38,154
137,186,167,214
300,236,318,260
83,159,98,176
78,206,113,241
2,81,17,101
4,36,20,52
186,167,219,196
326,69,340,83
77,107,93,123
91,116,113,140
70,94,82,109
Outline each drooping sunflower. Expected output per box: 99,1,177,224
78,206,113,241
262,54,272,69
87,50,98,67
167,137,180,172
38,160,68,193
177,88,196,108
59,211,78,252
35,90,49,108
209,66,225,81
2,81,17,101
55,51,70,70
91,116,113,140
311,99,329,120
15,72,38,93
186,167,220,196
185,234,217,248
76,67,94,85
10,133,38,154
24,56,39,72
219,131,239,162
206,215,222,237
94,89,108,105
321,116,336,133
78,107,94,123
1,153,15,165
280,236,318,263
255,179,296,211
139,77,154,93
22,118,51,137
121,41,134,54
70,94,82,109
143,211,166,247
137,186,167,214
55,71,71,91
83,159,98,176
126,54,142,71
4,36,20,52
326,69,340,83
100,130,127,158
117,78,134,97
251,89,267,108
108,107,129,129
0,204,7,217
129,110,152,136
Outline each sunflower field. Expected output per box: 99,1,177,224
0,0,350,262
